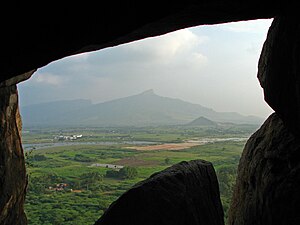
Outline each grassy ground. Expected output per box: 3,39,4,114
25,139,245,224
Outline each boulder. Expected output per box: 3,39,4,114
228,113,300,225
258,16,300,136
95,160,224,225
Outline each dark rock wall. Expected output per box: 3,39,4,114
2,0,281,82
228,113,300,225
95,160,224,225
0,84,27,225
258,16,300,136
1,2,300,225
229,15,300,225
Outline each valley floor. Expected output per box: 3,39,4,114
23,125,256,225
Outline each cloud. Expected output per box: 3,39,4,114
123,29,208,63
18,20,274,117
32,72,63,86
39,28,209,82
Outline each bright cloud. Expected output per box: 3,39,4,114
122,29,208,65
33,72,63,86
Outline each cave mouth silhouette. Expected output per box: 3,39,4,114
3,3,298,224
19,19,272,225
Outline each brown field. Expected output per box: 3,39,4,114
126,142,200,151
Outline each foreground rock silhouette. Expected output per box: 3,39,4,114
95,160,224,225
0,82,27,224
1,2,300,225
228,113,300,225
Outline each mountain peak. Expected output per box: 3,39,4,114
187,116,217,126
140,89,155,95
21,90,263,127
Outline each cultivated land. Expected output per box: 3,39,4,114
126,142,200,151
23,124,258,225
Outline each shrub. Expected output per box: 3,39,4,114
74,154,93,162
105,166,138,179
119,166,138,179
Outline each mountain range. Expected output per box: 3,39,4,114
20,89,263,127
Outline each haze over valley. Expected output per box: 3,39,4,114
21,89,263,127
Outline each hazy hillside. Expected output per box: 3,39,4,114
186,116,218,126
21,90,263,127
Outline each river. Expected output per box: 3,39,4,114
23,137,248,151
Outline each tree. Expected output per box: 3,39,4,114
119,167,138,179
105,170,120,179
217,166,236,196
164,157,171,165
105,167,138,179
80,172,103,182
74,154,93,162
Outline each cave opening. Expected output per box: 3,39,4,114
4,2,300,225
16,19,274,225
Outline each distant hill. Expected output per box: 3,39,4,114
186,116,217,126
20,90,263,127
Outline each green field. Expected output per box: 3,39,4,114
24,125,254,225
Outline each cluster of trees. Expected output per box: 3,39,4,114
25,169,133,224
28,172,107,194
216,165,237,221
25,152,47,167
27,167,138,196
72,172,104,191
74,154,93,162
217,166,236,196
164,157,171,165
28,173,64,194
105,166,138,179
25,189,112,225
31,154,48,161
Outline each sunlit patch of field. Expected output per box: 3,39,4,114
126,142,200,151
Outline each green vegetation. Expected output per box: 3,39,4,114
106,167,138,179
22,124,255,145
23,125,253,224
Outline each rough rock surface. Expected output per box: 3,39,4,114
0,70,35,88
0,3,299,225
0,84,27,225
1,1,281,82
258,16,300,136
95,160,224,225
228,113,300,225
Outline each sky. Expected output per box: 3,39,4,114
18,19,274,118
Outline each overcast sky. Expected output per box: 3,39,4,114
18,19,274,118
